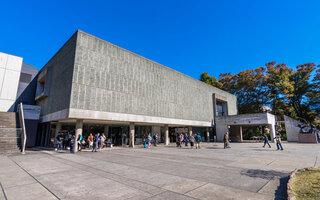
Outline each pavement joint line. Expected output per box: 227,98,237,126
256,177,273,193
7,156,61,200
45,152,162,196
46,151,217,200
266,160,274,166
143,189,200,200
183,182,210,195
0,182,8,200
53,150,267,195
4,181,37,189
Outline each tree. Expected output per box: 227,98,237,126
308,65,320,119
200,62,319,124
200,72,222,88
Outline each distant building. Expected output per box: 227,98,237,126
0,52,23,112
0,52,38,112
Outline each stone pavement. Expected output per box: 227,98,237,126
0,142,319,200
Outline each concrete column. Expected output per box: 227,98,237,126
104,125,109,138
129,122,135,148
239,126,243,142
74,120,83,153
54,122,61,147
206,127,210,142
164,125,169,145
269,124,276,143
188,126,192,136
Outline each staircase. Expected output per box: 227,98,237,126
0,112,22,154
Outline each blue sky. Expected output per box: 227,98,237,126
1,0,320,79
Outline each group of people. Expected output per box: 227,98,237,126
56,132,112,153
262,128,284,150
223,128,284,150
56,128,286,153
144,133,159,148
176,133,202,149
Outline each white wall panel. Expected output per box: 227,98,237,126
1,70,20,100
6,54,22,71
0,53,8,69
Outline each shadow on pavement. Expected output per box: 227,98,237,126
241,169,288,179
241,169,289,200
274,176,289,200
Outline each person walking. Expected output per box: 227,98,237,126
77,134,83,152
70,135,75,153
147,133,152,148
88,133,94,150
195,133,202,149
262,128,271,148
189,134,195,149
93,133,100,152
56,132,64,151
274,131,284,150
153,133,158,147
183,133,189,147
100,133,106,149
224,132,230,149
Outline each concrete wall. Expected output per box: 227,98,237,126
216,113,276,142
67,30,237,125
17,62,38,99
284,115,300,142
0,52,23,112
36,32,77,117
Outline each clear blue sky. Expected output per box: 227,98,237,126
1,0,320,79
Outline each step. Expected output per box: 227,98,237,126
0,129,22,137
0,112,19,128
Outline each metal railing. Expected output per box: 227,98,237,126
18,103,27,154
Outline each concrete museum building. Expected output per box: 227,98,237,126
33,30,239,150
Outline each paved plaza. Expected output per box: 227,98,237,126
0,142,319,200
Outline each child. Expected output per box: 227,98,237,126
274,132,284,150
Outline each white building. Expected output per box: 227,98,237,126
0,52,23,112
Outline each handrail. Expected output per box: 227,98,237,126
18,103,27,154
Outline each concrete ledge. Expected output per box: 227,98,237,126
68,108,212,127
298,133,318,143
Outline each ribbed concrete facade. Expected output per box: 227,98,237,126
37,30,237,127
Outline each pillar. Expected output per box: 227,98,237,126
269,124,276,143
206,127,210,142
188,126,192,136
239,126,243,142
74,120,83,153
54,122,61,147
129,122,135,148
164,124,169,145
104,125,109,138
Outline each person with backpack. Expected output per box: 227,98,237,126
56,132,64,151
195,133,202,149
274,131,284,150
262,128,271,148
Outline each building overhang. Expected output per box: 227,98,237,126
39,108,213,127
